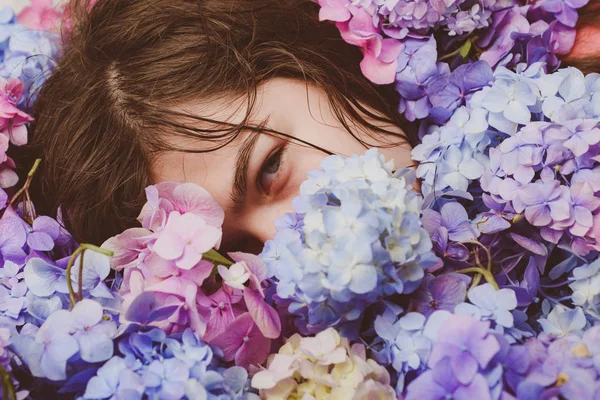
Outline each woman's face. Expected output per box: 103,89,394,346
153,78,412,252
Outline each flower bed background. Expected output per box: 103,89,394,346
1,0,600,399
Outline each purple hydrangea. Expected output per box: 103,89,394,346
481,116,600,256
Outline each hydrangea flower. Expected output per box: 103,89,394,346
82,328,258,400
531,0,589,28
0,6,60,109
0,209,27,265
17,0,64,31
395,36,448,121
569,259,600,321
408,274,468,317
538,303,587,338
0,260,27,327
405,356,492,400
152,211,222,270
427,313,500,385
478,5,578,72
251,328,395,399
106,182,280,367
0,327,28,399
12,299,116,382
412,105,491,196
426,61,493,124
513,327,600,399
455,283,518,328
261,149,440,334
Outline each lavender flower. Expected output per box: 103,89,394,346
426,61,493,124
405,357,492,400
409,274,468,317
427,313,500,384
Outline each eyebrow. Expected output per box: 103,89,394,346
230,133,261,214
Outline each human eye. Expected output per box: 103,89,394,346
258,145,287,195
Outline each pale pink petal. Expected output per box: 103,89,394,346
176,246,202,270
8,124,27,146
153,232,184,260
243,289,281,339
360,54,397,85
101,228,152,270
171,183,225,228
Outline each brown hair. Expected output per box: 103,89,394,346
563,0,600,73
24,0,414,245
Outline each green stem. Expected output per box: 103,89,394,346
454,267,499,290
202,249,233,267
27,158,42,178
470,273,482,289
0,364,16,400
462,240,493,272
7,159,42,220
66,244,114,308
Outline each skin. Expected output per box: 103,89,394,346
153,78,413,252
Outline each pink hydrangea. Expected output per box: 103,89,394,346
152,211,222,270
105,181,281,365
0,78,33,188
17,0,64,31
138,182,224,232
317,0,404,84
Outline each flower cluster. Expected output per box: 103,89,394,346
405,313,501,399
105,181,281,368
0,6,60,109
251,327,395,399
316,0,587,124
0,77,33,195
81,327,258,400
498,326,600,399
2,1,600,399
261,149,440,335
476,67,600,255
12,299,117,381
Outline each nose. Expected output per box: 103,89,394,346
227,200,293,254
244,204,284,244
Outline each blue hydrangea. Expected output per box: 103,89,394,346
412,105,491,196
261,149,440,334
0,6,60,109
81,328,259,400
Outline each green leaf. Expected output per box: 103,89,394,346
202,249,233,266
459,40,472,59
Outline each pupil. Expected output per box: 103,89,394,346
265,152,281,173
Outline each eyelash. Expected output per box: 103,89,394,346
258,145,286,195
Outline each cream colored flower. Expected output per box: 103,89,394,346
251,328,396,400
